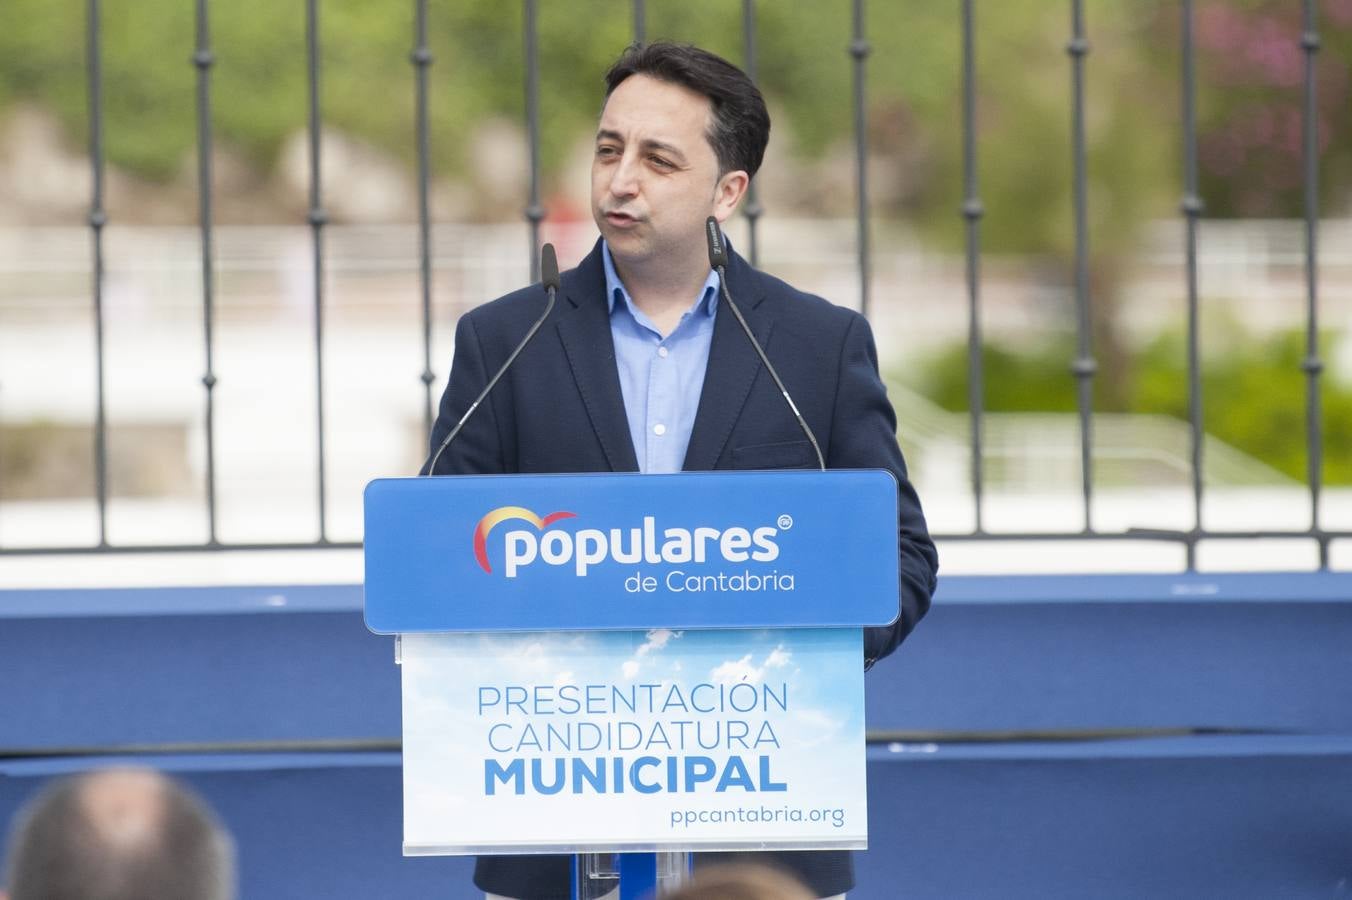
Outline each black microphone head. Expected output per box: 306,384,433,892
540,243,561,292
705,217,728,270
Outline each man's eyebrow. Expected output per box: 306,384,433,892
594,130,688,163
639,139,687,162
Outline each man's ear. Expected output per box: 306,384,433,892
711,170,750,223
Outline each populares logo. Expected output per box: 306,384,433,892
473,506,577,573
472,506,782,578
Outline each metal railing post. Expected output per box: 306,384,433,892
412,0,436,440
306,0,331,542
1300,0,1327,568
850,0,871,318
1067,0,1096,533
192,0,220,545
962,0,985,533
1181,0,1204,568
524,0,543,281
86,0,110,547
742,0,762,267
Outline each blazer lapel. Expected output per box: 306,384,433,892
555,242,640,473
682,250,771,471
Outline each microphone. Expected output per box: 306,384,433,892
705,217,825,471
706,217,729,269
540,241,561,292
423,243,560,476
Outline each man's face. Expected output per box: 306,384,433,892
591,73,745,271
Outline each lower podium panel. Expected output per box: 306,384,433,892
858,735,1352,900
3,736,1349,900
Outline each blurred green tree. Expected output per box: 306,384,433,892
915,327,1352,484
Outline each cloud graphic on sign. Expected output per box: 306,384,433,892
709,644,792,685
467,632,576,685
788,707,846,748
621,628,681,678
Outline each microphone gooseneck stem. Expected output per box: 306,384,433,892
424,244,559,476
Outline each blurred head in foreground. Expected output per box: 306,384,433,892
662,862,816,900
2,767,235,900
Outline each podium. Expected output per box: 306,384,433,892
365,470,899,898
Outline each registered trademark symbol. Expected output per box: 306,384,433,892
777,514,793,530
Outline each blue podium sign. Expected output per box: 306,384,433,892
364,471,898,634
400,627,868,855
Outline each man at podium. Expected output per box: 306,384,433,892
426,40,938,900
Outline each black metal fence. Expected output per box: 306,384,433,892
1,0,1344,568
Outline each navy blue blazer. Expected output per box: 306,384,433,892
427,240,938,899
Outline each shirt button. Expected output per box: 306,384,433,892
657,346,669,358
653,423,667,436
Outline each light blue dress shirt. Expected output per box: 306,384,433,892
603,242,720,474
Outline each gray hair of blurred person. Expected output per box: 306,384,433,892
662,863,817,900
2,768,235,900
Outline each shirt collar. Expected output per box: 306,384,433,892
602,240,720,320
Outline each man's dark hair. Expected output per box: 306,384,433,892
3,769,235,900
604,42,771,179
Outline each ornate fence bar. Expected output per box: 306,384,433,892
1066,0,1096,534
850,0,871,320
741,0,761,267
1181,0,1204,568
961,0,985,535
307,0,331,542
84,0,110,549
1301,0,1328,568
192,0,220,545
524,0,543,283
412,0,436,437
